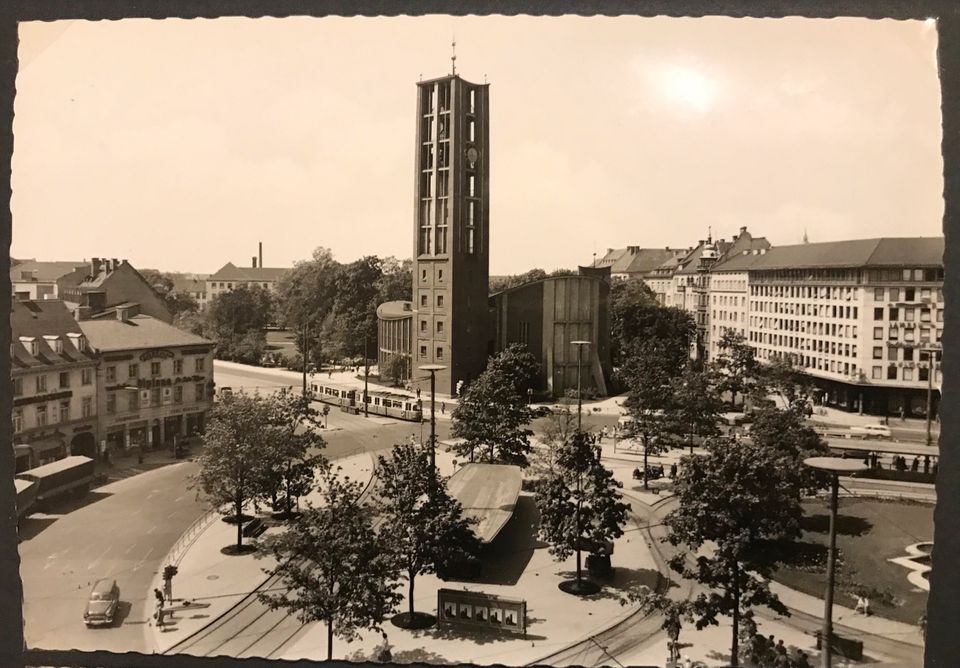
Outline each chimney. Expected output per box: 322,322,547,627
259,242,263,268
74,305,92,321
740,226,747,235
252,256,258,268
91,257,101,276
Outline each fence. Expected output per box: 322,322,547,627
167,508,220,568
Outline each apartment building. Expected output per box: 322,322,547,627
11,260,87,301
745,237,943,417
11,300,98,472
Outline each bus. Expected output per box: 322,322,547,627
309,380,423,422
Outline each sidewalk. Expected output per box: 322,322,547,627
148,451,376,653
276,447,656,665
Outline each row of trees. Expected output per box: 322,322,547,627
610,279,828,666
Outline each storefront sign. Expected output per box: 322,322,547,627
14,389,72,408
140,349,175,361
437,589,526,636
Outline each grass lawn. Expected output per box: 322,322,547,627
264,329,298,361
774,497,933,625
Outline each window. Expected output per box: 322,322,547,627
438,269,444,282
903,367,914,381
890,287,900,301
195,357,205,372
902,269,912,281
174,359,183,374
106,366,117,382
921,309,931,323
887,365,898,380
436,347,444,360
174,385,183,404
421,269,427,281
872,367,882,380
12,409,22,433
919,367,929,382
59,400,70,423
82,368,93,385
13,377,22,396
36,375,47,393
420,345,427,358
922,288,931,300
58,371,69,389
873,307,883,320
420,320,428,332
437,321,444,333
437,294,444,307
151,361,162,376
905,308,915,322
905,288,915,301
151,388,162,405
873,327,882,340
82,397,93,418
904,347,914,361
129,363,139,379
196,382,206,401
888,307,899,321
872,347,883,360
874,288,884,300
106,393,116,414
421,294,428,307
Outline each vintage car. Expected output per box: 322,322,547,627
84,578,120,627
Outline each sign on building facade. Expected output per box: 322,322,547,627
437,588,526,636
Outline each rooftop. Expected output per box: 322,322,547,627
376,300,414,320
77,314,213,352
11,260,87,284
11,300,96,370
740,237,944,271
209,262,290,282
446,463,523,544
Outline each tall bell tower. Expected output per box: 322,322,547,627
411,69,490,396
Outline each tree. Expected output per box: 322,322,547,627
485,343,541,397
489,268,548,293
747,404,830,494
531,402,580,482
275,247,340,363
763,353,814,407
140,269,200,319
256,389,327,519
610,280,694,367
664,438,804,667
620,338,683,489
258,468,401,660
376,443,480,627
711,330,765,409
628,588,700,665
191,393,273,552
377,257,413,303
206,284,274,363
536,431,629,595
665,367,724,454
327,256,384,360
450,355,534,466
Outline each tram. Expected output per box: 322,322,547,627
309,380,423,422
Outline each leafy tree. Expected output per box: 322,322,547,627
376,444,480,625
489,268,548,293
140,269,200,318
536,431,629,593
610,282,694,367
327,256,384,359
258,468,401,660
763,353,814,407
664,438,804,667
191,393,273,552
747,404,829,494
711,330,765,409
530,402,580,482
257,389,327,518
377,256,413,303
665,367,724,454
450,354,534,466
206,284,274,363
620,338,684,489
485,343,541,397
383,354,409,386
628,588,700,665
276,247,340,363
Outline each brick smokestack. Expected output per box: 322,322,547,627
259,242,263,269
252,256,257,268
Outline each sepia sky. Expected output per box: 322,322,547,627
11,16,943,275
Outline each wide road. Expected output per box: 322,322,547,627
19,461,207,653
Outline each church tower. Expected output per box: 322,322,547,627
411,69,490,396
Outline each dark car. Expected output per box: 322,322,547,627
84,578,120,627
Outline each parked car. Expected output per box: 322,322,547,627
84,579,120,627
849,424,893,440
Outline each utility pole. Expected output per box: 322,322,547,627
419,365,446,481
301,323,309,397
925,349,938,447
364,334,370,417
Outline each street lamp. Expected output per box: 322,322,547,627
571,340,591,431
920,347,940,447
803,456,868,668
419,364,446,477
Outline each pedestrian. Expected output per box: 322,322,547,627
775,639,786,657
924,456,931,474
441,402,446,414
670,463,678,479
154,587,165,605
794,650,812,668
416,388,421,400
900,406,906,422
328,370,332,379
912,456,920,472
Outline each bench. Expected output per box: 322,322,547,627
242,517,266,538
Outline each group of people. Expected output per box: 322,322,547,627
859,452,936,475
744,633,812,668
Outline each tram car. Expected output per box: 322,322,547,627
309,380,423,422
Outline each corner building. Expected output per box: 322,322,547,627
412,74,490,395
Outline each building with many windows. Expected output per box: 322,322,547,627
60,258,173,323
744,237,943,417
594,247,688,281
205,258,289,311
11,260,87,301
76,302,215,456
377,300,414,384
11,299,99,472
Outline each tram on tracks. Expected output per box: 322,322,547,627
309,380,423,422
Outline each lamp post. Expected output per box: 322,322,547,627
419,365,446,476
301,324,309,397
571,340,591,431
364,334,370,418
921,348,940,447
803,457,868,668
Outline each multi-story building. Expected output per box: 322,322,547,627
76,302,215,455
594,247,687,281
746,237,943,417
205,247,289,311
11,299,99,472
411,71,490,396
11,260,87,301
60,258,173,323
171,276,208,307
377,300,414,383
